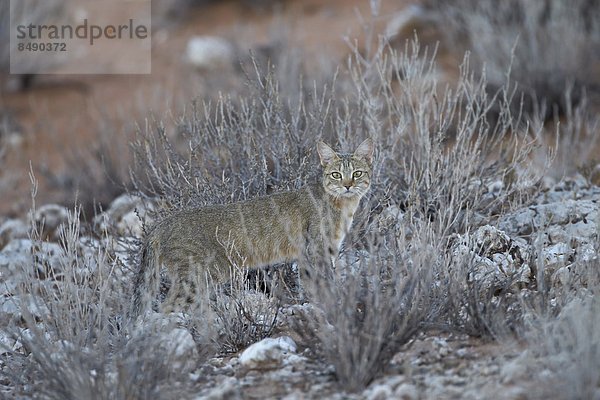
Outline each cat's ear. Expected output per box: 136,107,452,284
354,138,374,164
317,141,338,166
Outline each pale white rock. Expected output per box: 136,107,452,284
552,245,597,287
452,225,532,289
497,194,599,286
498,207,537,236
117,210,144,237
499,199,599,237
24,296,51,319
31,204,70,240
196,376,241,400
0,239,65,279
569,220,598,245
101,236,139,274
545,225,572,245
433,337,449,358
20,325,53,343
0,274,18,296
364,376,408,400
133,310,187,336
0,295,20,316
132,314,197,369
576,242,597,262
487,180,504,194
95,193,153,237
75,236,102,273
282,353,308,367
0,219,29,250
107,193,143,216
456,348,469,358
239,336,297,370
500,356,529,384
94,212,110,234
0,241,31,291
542,243,572,269
542,184,600,204
366,384,393,400
49,340,95,364
163,327,197,359
552,265,574,287
394,383,419,400
185,36,234,70
0,330,22,354
367,204,414,246
544,218,598,246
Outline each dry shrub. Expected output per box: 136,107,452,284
130,56,347,214
425,0,600,117
209,265,280,354
346,37,543,343
346,36,541,235
0,177,207,399
39,121,134,220
528,89,600,180
299,225,433,392
516,248,600,399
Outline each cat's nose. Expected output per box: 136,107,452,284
344,184,352,191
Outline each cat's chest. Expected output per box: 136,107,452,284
332,201,359,251
338,208,355,234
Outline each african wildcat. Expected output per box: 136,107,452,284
132,138,374,316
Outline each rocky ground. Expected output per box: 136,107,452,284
0,175,598,399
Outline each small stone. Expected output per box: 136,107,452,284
456,348,469,358
364,376,408,400
117,210,144,237
0,330,22,354
451,225,532,290
185,36,234,70
0,296,20,316
195,376,240,400
394,383,419,400
0,239,65,280
239,336,297,370
163,327,197,359
501,358,528,384
0,219,29,250
95,193,152,237
543,243,572,269
31,204,70,241
366,384,393,400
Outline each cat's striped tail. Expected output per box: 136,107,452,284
130,237,159,320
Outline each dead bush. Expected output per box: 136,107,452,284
425,0,600,117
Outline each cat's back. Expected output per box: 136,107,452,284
150,183,324,241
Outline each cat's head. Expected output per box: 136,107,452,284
317,138,374,200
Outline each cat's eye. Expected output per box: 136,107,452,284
353,171,363,178
331,172,342,179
